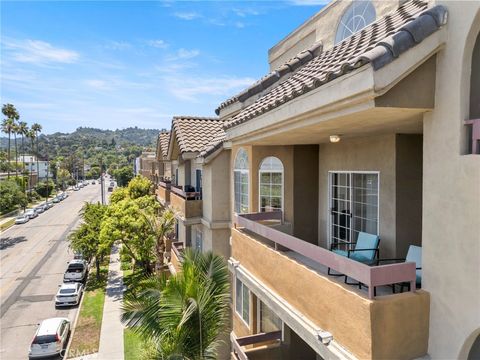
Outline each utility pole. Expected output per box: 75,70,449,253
100,156,105,205
45,156,49,204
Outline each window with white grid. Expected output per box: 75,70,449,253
329,171,379,246
259,157,283,213
234,148,249,214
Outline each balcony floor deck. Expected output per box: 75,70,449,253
240,228,396,298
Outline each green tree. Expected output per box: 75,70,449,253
35,180,55,198
0,180,27,213
113,166,134,187
12,122,20,178
121,249,230,360
2,104,20,179
141,207,176,272
68,202,108,279
17,121,29,173
109,187,129,204
31,123,42,178
57,168,71,190
99,195,158,273
127,175,152,199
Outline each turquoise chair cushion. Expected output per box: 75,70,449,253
406,245,422,285
354,232,380,261
332,249,376,265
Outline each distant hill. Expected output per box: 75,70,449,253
0,126,162,159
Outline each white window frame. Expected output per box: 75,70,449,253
235,277,250,328
335,1,376,44
257,300,284,340
327,171,380,248
195,228,203,252
258,156,284,213
234,148,249,214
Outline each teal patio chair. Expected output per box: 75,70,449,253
327,232,380,284
377,245,422,293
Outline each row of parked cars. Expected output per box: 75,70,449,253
15,192,69,225
28,254,89,359
72,180,91,191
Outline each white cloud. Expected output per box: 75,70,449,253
165,48,200,61
105,41,132,50
233,8,260,17
165,75,255,102
2,38,79,65
173,12,202,20
84,79,111,90
146,39,169,49
235,22,246,29
287,0,328,5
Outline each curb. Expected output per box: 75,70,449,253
65,259,93,359
64,282,86,360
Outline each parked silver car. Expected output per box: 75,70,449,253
28,318,70,358
15,214,30,224
24,209,38,219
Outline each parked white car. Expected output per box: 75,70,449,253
15,214,30,224
63,260,88,283
24,209,38,219
34,206,45,214
28,318,70,358
55,283,83,307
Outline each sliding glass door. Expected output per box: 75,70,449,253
329,171,379,246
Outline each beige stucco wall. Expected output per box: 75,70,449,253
231,228,430,359
318,134,397,256
423,2,480,358
269,0,400,70
203,150,231,223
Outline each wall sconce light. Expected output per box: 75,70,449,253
329,135,341,143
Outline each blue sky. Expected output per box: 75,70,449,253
1,1,324,134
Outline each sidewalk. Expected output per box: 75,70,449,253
98,242,125,360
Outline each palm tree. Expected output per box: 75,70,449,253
141,207,176,273
31,123,42,179
27,129,36,189
1,104,20,179
18,121,29,173
122,249,230,360
12,122,19,177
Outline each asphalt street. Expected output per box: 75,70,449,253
0,183,103,360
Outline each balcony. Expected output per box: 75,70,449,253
156,181,171,205
231,331,283,360
168,241,184,274
231,212,430,360
170,186,202,220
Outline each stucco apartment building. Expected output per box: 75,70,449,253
211,1,479,359
155,116,231,261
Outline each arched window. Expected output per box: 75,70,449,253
259,157,283,213
470,32,480,119
335,1,376,44
234,148,249,214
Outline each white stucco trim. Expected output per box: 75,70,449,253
226,28,446,145
200,218,231,229
228,258,357,360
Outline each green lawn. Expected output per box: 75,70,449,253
67,262,109,358
124,328,145,360
0,218,15,231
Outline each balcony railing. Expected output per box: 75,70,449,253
231,331,282,360
235,212,416,299
170,186,203,219
465,118,480,154
169,241,184,274
156,181,171,204
170,185,202,200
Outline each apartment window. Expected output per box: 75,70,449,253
259,157,283,212
195,228,203,252
234,148,249,214
235,278,250,326
258,301,282,333
329,172,379,246
335,1,376,44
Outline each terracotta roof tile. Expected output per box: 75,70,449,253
224,1,447,130
171,116,226,154
158,131,170,159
